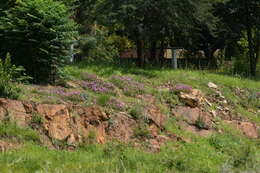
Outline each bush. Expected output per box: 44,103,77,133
129,104,144,120
0,121,40,143
0,0,78,83
233,53,250,77
80,28,119,64
0,53,28,99
96,94,111,106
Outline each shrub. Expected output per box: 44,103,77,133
156,90,180,106
108,34,134,53
0,122,40,143
30,112,43,127
129,104,144,120
0,53,28,99
80,28,119,64
233,54,250,77
96,94,111,106
134,124,151,139
82,130,97,144
0,0,78,83
195,116,207,129
108,98,126,111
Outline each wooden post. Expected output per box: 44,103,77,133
70,43,74,63
172,48,178,69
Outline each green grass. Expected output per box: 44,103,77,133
0,122,40,143
65,62,260,90
0,117,259,173
65,62,260,123
0,135,259,173
1,62,259,173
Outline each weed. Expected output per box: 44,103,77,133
83,130,97,144
195,116,206,129
129,104,144,120
51,139,68,150
96,94,111,106
0,122,40,143
30,112,43,127
155,90,181,106
134,124,151,139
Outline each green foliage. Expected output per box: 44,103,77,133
84,130,97,144
0,53,29,99
210,134,260,171
134,124,151,139
195,116,207,129
80,28,119,64
129,104,144,120
108,34,134,53
30,112,43,127
155,90,180,106
96,94,111,106
0,0,78,83
0,122,40,143
103,142,126,158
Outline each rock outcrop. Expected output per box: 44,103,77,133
0,97,258,151
0,98,175,150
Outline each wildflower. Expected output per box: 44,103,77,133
108,98,126,110
111,75,145,96
82,79,115,93
173,84,193,93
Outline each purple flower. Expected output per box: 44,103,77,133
173,84,193,93
108,98,126,110
82,79,115,93
111,75,145,95
50,88,82,97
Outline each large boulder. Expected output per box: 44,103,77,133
172,106,212,129
72,106,109,144
224,120,259,139
145,105,167,129
106,112,137,142
36,104,72,140
0,99,31,127
178,89,204,107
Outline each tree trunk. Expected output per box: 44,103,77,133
159,40,165,66
136,39,145,67
245,0,256,76
209,51,218,69
247,26,256,77
135,29,145,68
150,40,157,64
254,31,260,73
205,46,218,69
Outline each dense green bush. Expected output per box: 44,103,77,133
233,53,250,77
0,0,78,83
80,28,119,64
0,53,28,99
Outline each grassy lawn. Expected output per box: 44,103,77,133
0,62,259,173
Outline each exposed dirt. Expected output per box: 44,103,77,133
0,140,20,152
0,84,258,152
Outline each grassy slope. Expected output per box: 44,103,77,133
0,63,259,173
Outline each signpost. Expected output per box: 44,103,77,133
172,48,178,69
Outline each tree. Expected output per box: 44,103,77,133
214,0,260,76
0,0,78,83
104,0,201,67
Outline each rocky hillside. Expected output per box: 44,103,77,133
0,65,259,172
